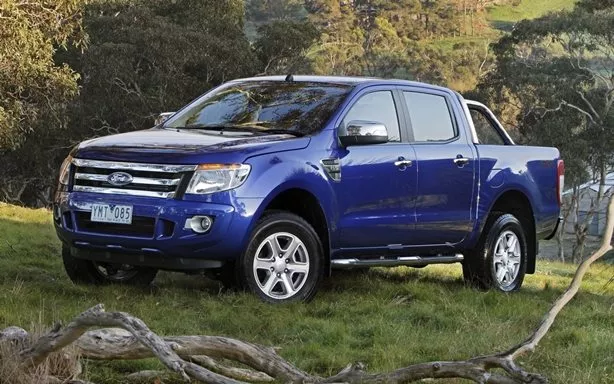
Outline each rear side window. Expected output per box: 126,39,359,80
469,108,506,145
403,92,456,142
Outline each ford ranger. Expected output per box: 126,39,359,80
53,76,563,303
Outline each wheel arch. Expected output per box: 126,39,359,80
482,189,537,274
252,184,332,271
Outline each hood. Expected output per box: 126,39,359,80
72,128,310,164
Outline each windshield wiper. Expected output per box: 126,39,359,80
177,124,305,137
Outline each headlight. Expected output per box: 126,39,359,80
59,155,73,185
186,164,251,194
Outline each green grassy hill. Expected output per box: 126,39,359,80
1,203,613,383
487,0,578,31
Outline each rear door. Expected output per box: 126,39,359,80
399,88,476,245
334,87,418,249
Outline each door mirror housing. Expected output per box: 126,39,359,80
339,120,389,147
155,112,176,126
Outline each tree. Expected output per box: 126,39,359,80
247,0,306,22
477,0,614,261
63,0,257,136
255,21,320,75
0,0,87,204
0,0,260,206
303,0,495,84
305,0,365,75
0,0,87,151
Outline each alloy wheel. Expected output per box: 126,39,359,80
252,232,310,299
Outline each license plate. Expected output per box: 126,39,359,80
90,204,133,224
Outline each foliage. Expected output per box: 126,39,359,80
1,0,259,206
0,0,87,150
65,0,256,136
0,0,592,207
247,0,306,21
488,0,577,29
478,0,614,260
303,0,499,84
305,0,365,75
255,21,320,75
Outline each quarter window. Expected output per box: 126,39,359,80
470,108,506,145
342,91,401,142
403,92,456,142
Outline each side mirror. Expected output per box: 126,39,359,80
339,120,389,147
155,112,176,126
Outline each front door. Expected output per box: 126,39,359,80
400,89,476,245
334,88,418,249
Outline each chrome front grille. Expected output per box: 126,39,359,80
72,159,196,198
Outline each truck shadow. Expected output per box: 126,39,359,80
2,217,603,302
324,266,467,293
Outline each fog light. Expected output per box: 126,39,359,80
53,205,62,221
185,215,213,234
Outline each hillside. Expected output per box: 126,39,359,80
487,0,578,31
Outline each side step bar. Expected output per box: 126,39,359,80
331,254,464,269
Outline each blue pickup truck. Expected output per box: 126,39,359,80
53,76,563,303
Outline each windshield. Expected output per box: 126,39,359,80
164,80,353,135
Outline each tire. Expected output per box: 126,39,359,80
239,211,324,303
207,261,239,290
62,245,158,286
462,213,527,292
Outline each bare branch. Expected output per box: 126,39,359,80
539,100,597,124
19,304,246,384
190,355,274,382
75,329,316,383
577,91,601,123
505,195,614,359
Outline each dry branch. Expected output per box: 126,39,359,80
0,326,29,344
7,196,613,384
19,305,245,384
506,196,613,360
190,355,275,382
75,328,315,382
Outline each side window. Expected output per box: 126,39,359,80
342,91,401,142
469,108,506,145
403,92,456,142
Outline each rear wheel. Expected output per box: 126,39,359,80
239,211,324,303
463,213,527,292
62,246,157,286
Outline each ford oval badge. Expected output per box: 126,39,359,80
107,172,133,186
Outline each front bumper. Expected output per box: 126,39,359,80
54,191,261,270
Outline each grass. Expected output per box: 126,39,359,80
487,0,577,31
1,202,613,383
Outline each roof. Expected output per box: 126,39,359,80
563,172,614,195
231,75,451,92
234,75,377,84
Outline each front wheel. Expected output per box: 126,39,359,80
239,211,324,303
62,246,158,286
462,213,527,292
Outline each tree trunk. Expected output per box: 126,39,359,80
573,167,609,262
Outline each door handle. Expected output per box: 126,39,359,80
454,156,470,167
394,160,413,168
